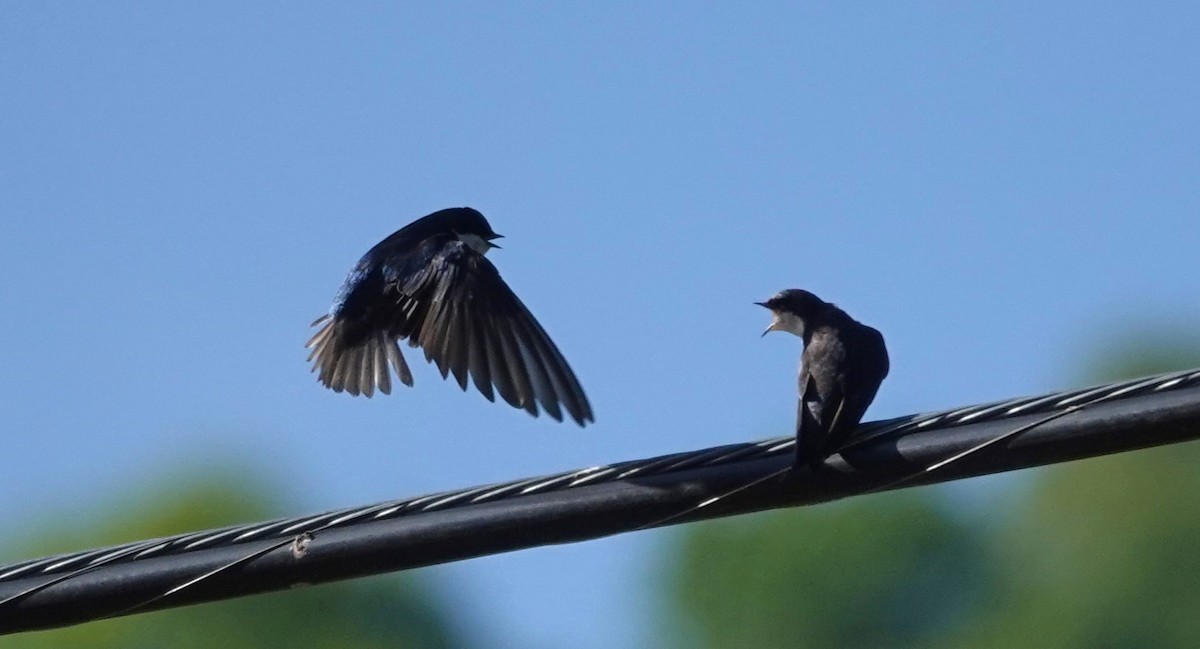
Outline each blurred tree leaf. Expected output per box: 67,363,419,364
2,461,470,649
663,491,994,649
938,333,1200,649
940,443,1200,649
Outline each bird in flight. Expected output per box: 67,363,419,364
306,207,594,426
758,289,889,468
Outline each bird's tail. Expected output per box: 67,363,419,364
306,314,413,397
794,399,829,469
793,432,826,470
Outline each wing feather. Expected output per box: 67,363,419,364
403,243,592,423
307,236,592,424
489,310,539,416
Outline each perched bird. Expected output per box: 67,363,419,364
306,207,594,426
758,289,889,468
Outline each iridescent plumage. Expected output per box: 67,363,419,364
307,207,593,426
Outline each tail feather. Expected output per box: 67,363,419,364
356,344,373,397
372,334,391,396
306,315,413,397
384,336,414,387
336,345,361,395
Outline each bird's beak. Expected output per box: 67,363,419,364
489,234,504,249
755,302,775,336
761,316,782,337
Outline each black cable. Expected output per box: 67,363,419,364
2,368,1200,634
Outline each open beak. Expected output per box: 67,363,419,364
760,312,781,337
489,234,504,250
754,302,777,336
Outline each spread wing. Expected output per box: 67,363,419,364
306,238,593,426
307,241,593,426
395,242,593,426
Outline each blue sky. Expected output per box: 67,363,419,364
2,2,1199,647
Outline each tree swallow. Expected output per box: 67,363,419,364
757,289,889,468
306,207,594,427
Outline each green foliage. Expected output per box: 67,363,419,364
665,492,993,649
943,443,1200,649
2,463,467,649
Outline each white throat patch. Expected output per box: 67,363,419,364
458,233,492,256
770,311,806,338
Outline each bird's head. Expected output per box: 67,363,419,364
755,288,828,338
437,207,504,255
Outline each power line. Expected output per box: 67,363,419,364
3,368,1200,634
